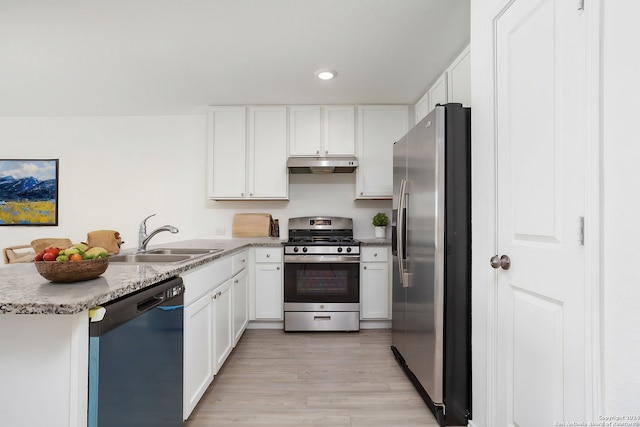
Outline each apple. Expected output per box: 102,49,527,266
42,252,57,262
34,251,45,261
44,246,60,258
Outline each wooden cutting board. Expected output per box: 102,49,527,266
232,213,274,237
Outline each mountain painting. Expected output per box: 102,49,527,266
0,159,59,226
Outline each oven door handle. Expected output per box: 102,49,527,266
284,255,360,263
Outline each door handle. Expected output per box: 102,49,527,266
397,178,409,287
490,254,511,270
136,294,164,312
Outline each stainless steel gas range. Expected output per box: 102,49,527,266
283,216,360,332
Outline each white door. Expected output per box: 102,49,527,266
494,0,587,425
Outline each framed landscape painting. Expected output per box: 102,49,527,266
0,159,59,226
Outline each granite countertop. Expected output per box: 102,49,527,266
0,238,283,315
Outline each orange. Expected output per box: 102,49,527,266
69,253,83,262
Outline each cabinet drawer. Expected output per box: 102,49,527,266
183,257,232,306
284,311,359,332
232,250,248,274
361,247,389,262
254,247,282,263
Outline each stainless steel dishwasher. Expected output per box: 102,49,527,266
88,276,184,427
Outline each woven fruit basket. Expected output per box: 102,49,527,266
34,257,109,283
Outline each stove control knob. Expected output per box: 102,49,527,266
346,247,352,253
293,247,299,253
337,247,343,253
303,247,308,253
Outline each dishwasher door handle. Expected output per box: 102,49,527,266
137,293,165,312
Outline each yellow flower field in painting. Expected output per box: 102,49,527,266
0,200,56,225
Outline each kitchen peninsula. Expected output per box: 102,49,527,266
0,238,281,427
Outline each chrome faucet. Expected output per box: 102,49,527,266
137,214,179,252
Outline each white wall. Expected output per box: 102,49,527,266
602,0,640,414
0,115,390,262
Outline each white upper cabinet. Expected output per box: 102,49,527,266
356,105,409,199
447,45,471,108
289,105,355,156
289,106,321,155
208,106,246,199
248,106,288,199
428,73,448,113
416,45,471,123
414,92,430,124
324,106,355,155
208,106,288,200
210,104,410,201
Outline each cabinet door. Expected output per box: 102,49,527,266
447,46,471,107
289,106,322,156
208,106,246,199
213,279,233,373
361,261,390,319
183,293,214,419
232,268,249,346
415,92,430,124
324,106,355,156
356,105,409,199
254,263,283,319
428,74,448,112
248,106,288,199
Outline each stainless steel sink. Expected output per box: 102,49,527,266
145,248,222,256
109,248,223,264
109,253,194,264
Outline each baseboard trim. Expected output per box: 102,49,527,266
359,320,391,329
247,320,392,330
247,320,284,329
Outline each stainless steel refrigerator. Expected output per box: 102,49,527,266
391,103,471,426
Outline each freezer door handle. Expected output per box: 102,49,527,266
397,178,409,288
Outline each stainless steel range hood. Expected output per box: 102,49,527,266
287,156,358,174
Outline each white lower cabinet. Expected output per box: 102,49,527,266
360,246,391,319
182,255,245,420
232,267,249,345
213,279,233,373
182,247,283,419
253,247,283,320
183,291,214,419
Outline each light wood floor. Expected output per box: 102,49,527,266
184,328,438,426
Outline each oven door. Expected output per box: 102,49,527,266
284,256,359,304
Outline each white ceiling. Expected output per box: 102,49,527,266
0,0,470,116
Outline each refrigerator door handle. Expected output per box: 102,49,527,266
397,178,409,288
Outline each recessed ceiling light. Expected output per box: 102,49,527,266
315,69,337,80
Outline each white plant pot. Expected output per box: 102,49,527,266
374,226,386,239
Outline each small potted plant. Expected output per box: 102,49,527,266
372,212,389,238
